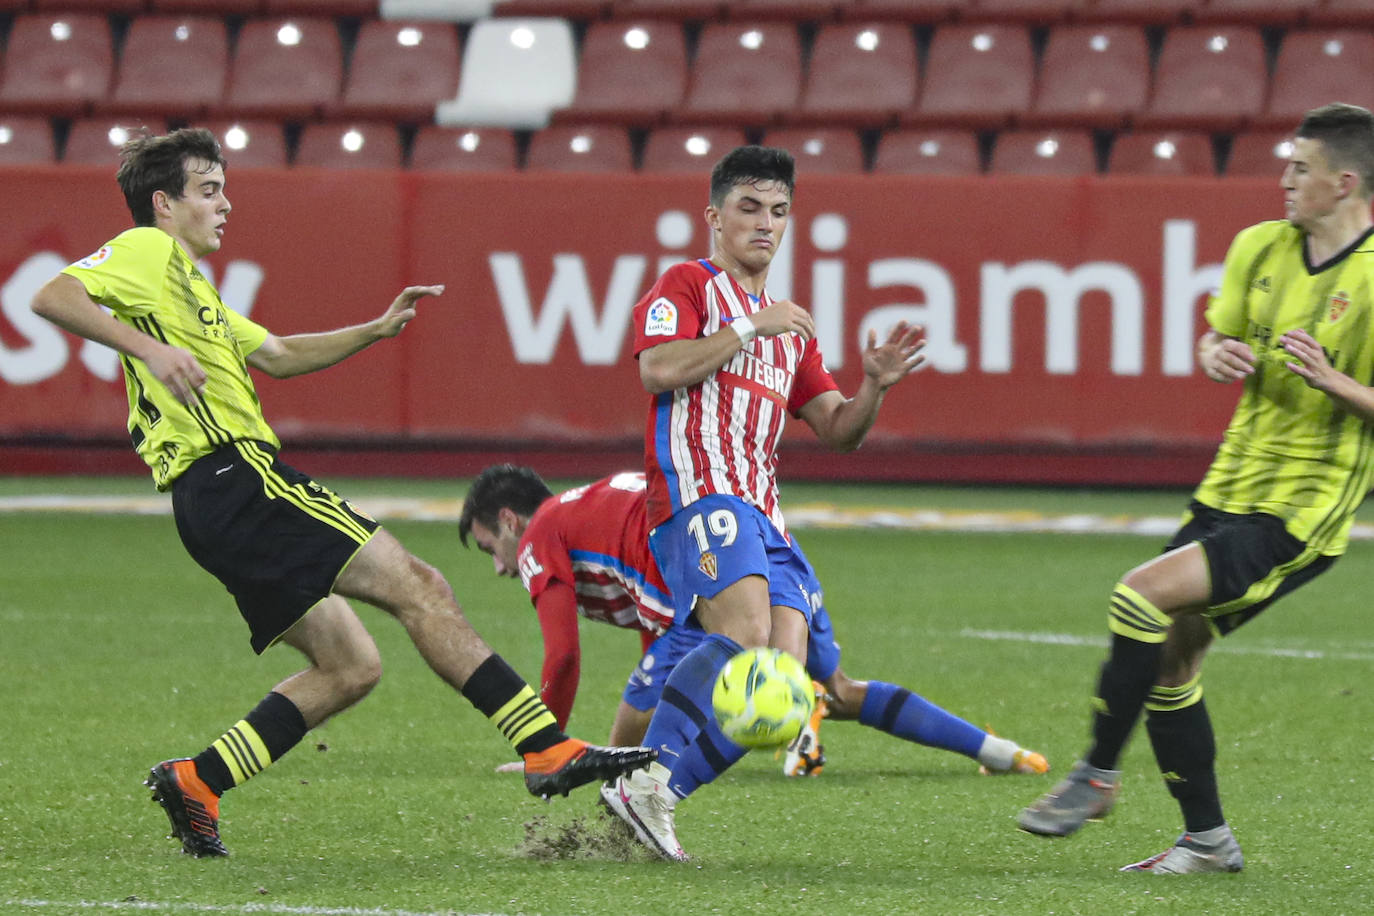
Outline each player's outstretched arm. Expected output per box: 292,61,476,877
32,273,207,405
1280,327,1374,424
247,284,444,379
798,322,926,452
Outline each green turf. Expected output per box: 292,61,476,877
2,479,1371,915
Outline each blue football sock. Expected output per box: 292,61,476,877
642,632,743,779
859,681,986,759
668,716,748,799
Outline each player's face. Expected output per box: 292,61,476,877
162,157,231,259
1282,138,1344,230
706,180,791,275
469,518,521,578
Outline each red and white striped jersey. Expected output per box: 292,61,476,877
517,471,675,636
632,259,838,534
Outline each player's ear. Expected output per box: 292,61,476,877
704,204,721,232
151,189,171,218
497,506,520,533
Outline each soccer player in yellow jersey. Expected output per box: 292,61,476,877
30,128,652,858
1018,102,1374,874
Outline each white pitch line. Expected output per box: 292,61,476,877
3,899,518,916
960,628,1374,662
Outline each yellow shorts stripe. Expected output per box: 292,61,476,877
235,441,372,542
1209,543,1323,616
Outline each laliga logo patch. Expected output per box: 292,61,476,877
1329,290,1351,322
644,297,678,336
698,550,718,581
75,246,113,269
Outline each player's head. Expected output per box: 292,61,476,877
117,127,230,256
706,145,795,275
1284,103,1374,227
458,464,554,578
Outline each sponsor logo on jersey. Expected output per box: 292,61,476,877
74,246,113,269
1329,290,1350,322
644,297,678,336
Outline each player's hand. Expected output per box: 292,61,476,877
494,760,524,774
146,342,207,405
376,284,445,338
862,322,926,390
1280,328,1337,391
1200,335,1255,382
751,299,816,341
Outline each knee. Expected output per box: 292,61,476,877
335,643,383,705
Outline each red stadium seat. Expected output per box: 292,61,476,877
555,20,687,126
989,129,1098,175
62,117,168,166
150,0,264,13
1225,130,1294,177
792,22,917,128
1309,0,1374,26
0,14,114,117
1261,30,1374,130
641,126,749,173
105,16,228,119
295,122,402,169
409,125,518,171
199,119,290,168
217,17,343,120
0,117,58,165
730,0,847,20
677,22,802,125
1025,24,1149,129
1192,0,1318,25
841,0,957,22
963,0,1076,22
525,124,634,172
1138,26,1267,130
262,0,380,14
611,0,723,18
1108,130,1217,175
905,24,1034,129
1072,0,1197,22
492,1,610,16
332,20,460,123
760,127,865,173
30,0,146,11
872,127,981,174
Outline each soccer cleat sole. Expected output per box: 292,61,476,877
145,762,228,858
524,744,657,800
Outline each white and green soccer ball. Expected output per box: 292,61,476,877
712,647,815,749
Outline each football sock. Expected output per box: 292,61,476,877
1086,584,1169,771
858,681,985,758
1145,683,1225,833
642,632,743,776
460,654,563,755
192,691,308,796
667,716,748,800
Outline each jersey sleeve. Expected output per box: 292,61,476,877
532,582,581,730
1205,223,1268,339
225,307,270,355
60,227,171,317
632,262,707,357
787,337,841,415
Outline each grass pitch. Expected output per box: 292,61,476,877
1,476,1372,916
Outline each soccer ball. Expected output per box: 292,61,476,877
712,647,815,749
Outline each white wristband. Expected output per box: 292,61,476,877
730,315,757,345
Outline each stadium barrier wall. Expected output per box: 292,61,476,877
0,167,1282,485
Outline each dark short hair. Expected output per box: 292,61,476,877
115,127,226,227
709,145,795,208
1296,102,1374,196
458,464,554,547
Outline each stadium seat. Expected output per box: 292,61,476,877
760,127,865,173
332,20,461,123
0,14,114,117
1025,24,1149,129
905,24,1034,129
62,117,168,166
988,129,1098,175
871,127,981,174
30,0,146,11
555,20,687,126
1138,26,1267,130
841,0,957,21
1308,0,1374,26
150,0,264,14
525,124,633,171
676,22,802,125
295,122,403,169
0,117,58,166
962,0,1076,22
105,16,229,119
262,0,381,14
1107,130,1217,175
200,119,290,168
379,0,495,19
610,0,725,19
409,125,518,170
218,17,344,120
791,22,918,127
1261,30,1374,130
641,126,749,173
731,0,848,20
493,0,612,15
435,18,576,128
1072,0,1197,22
1192,0,1318,25
1225,130,1294,177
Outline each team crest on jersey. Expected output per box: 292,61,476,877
1328,290,1351,322
698,550,718,581
74,246,113,269
644,297,679,336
